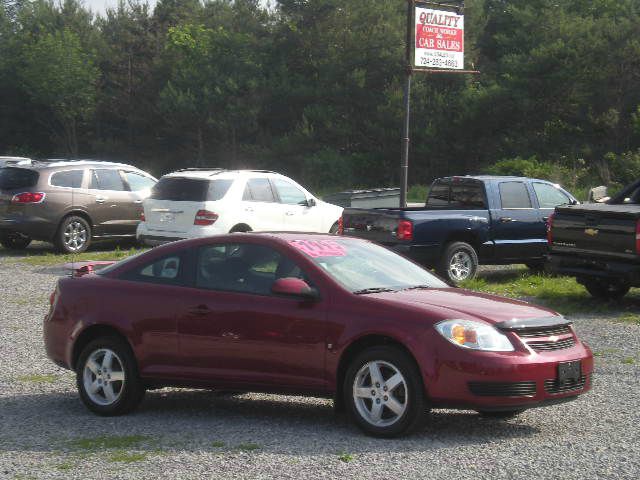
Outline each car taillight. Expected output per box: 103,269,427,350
11,192,45,204
636,219,640,254
547,213,555,245
194,210,218,226
338,216,344,235
397,220,413,241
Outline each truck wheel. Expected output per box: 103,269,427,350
583,280,630,300
438,242,478,284
0,232,32,250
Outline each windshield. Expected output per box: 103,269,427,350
289,238,448,293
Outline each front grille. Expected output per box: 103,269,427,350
544,375,587,394
514,325,572,338
527,337,576,352
468,381,536,397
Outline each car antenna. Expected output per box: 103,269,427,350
70,169,75,277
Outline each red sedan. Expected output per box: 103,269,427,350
44,233,593,437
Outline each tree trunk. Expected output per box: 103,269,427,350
197,125,204,167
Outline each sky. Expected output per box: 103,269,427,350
84,0,272,17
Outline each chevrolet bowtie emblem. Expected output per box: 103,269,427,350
584,228,599,236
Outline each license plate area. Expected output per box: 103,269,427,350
159,212,175,223
558,360,582,383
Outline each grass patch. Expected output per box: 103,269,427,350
108,451,148,463
461,268,640,315
593,348,621,358
55,462,74,471
617,313,640,325
69,435,149,451
338,452,354,463
17,374,57,384
211,440,226,448
621,357,636,365
14,247,146,266
236,443,260,452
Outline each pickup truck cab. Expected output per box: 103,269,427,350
341,176,577,283
548,179,640,299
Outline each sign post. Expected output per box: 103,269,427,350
399,1,477,207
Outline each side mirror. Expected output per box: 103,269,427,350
307,198,317,207
271,277,318,300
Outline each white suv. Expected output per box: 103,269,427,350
137,169,343,245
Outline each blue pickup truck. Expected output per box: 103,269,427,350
340,176,577,283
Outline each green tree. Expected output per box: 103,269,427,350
20,28,99,155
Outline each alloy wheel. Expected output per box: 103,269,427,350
83,349,125,406
352,360,408,427
64,221,88,252
448,250,472,282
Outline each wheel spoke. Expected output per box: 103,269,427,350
102,382,116,402
88,380,101,394
110,371,124,382
386,397,405,416
368,362,384,386
102,351,113,370
86,359,100,375
370,401,383,421
385,373,403,392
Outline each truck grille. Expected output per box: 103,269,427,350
544,375,588,394
468,381,536,397
526,337,576,351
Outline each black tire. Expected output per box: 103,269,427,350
343,346,428,438
525,261,546,273
0,232,32,250
477,409,525,419
329,221,340,234
437,241,479,284
56,215,92,253
583,279,630,300
229,224,252,233
76,336,145,416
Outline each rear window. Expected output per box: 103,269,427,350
426,181,486,209
50,170,83,188
499,182,532,209
0,168,39,190
151,177,232,202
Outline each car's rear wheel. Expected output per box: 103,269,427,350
583,279,630,300
329,221,340,234
344,346,428,437
438,241,479,284
76,337,145,416
56,215,91,253
0,232,32,250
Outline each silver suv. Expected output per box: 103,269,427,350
0,160,156,253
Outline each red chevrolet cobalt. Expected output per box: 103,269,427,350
44,233,593,437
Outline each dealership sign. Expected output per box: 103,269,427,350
414,5,464,70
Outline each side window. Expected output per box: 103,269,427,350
499,182,532,209
533,183,571,208
90,169,125,191
123,171,155,192
123,254,185,285
50,170,84,188
242,178,276,203
272,179,308,205
196,243,305,295
426,183,449,207
450,183,486,209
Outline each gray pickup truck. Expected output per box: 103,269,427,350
548,179,640,299
341,176,577,283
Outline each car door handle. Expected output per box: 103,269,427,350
245,207,254,213
134,200,143,204
187,305,211,316
542,216,549,222
95,196,107,204
499,217,514,223
285,211,295,216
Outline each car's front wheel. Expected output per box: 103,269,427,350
0,232,32,250
76,337,145,416
344,346,428,437
583,279,630,300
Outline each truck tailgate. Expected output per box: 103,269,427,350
552,204,640,259
342,208,405,244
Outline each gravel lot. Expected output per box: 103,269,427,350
1,248,639,479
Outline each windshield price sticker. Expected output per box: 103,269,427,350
414,7,464,70
289,240,346,258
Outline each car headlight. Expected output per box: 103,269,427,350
435,319,514,352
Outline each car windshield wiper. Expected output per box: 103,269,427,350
401,284,431,291
352,287,396,295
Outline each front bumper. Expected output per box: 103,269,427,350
425,341,594,411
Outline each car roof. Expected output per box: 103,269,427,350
161,169,282,180
437,175,553,182
12,159,149,172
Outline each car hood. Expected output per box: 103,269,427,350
368,288,559,326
